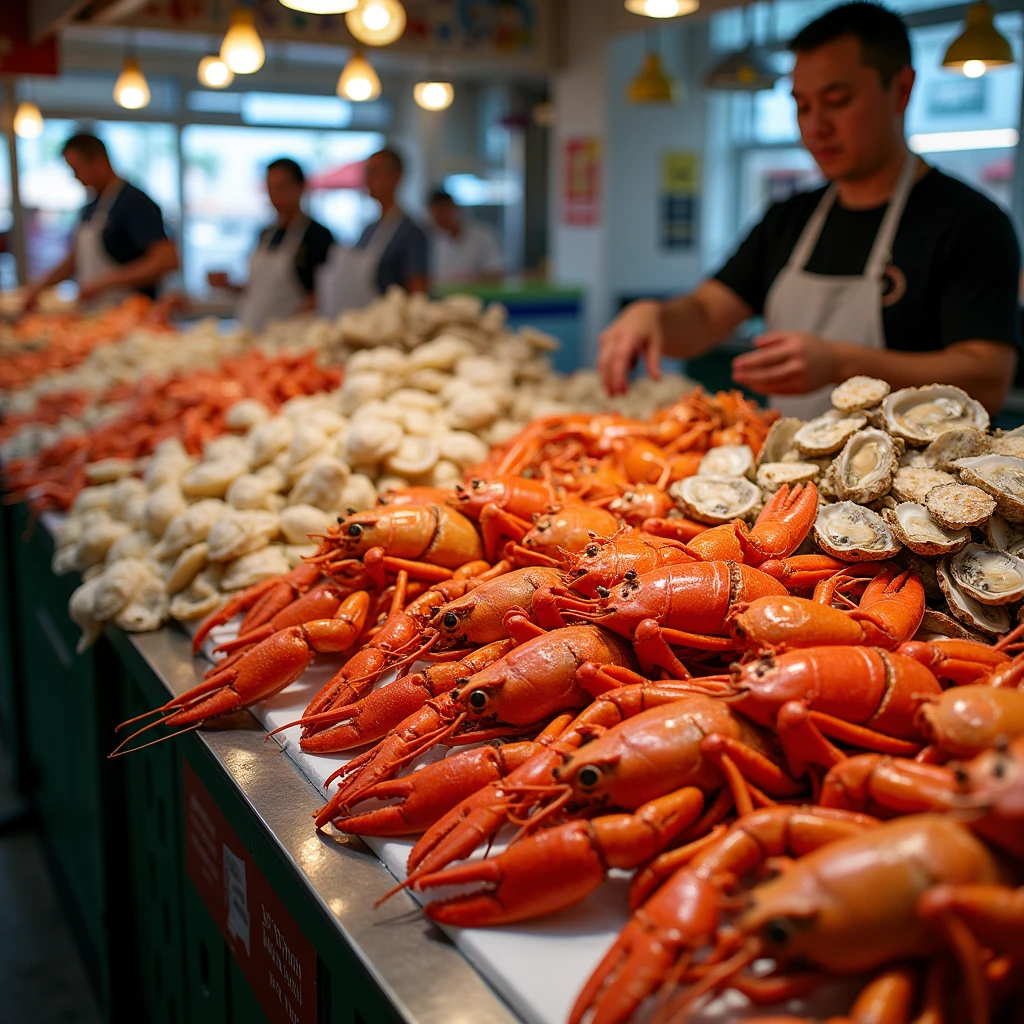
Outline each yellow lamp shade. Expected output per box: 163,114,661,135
346,0,406,46
13,101,44,139
625,0,698,18
280,0,357,11
413,81,454,111
114,58,151,110
943,1,1014,76
337,50,381,101
221,9,265,75
197,54,234,88
628,52,675,103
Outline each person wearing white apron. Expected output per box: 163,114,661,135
208,158,335,332
317,147,430,318
23,132,178,313
596,3,1019,417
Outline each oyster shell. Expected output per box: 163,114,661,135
883,503,970,557
812,502,901,561
890,467,955,504
984,514,1024,556
924,482,996,530
832,428,899,504
914,608,986,643
755,461,821,491
697,445,754,479
830,375,890,412
936,558,1012,636
793,411,868,457
991,435,1024,460
953,454,1024,522
756,418,802,467
672,476,761,525
947,543,1024,606
881,385,989,446
923,427,990,472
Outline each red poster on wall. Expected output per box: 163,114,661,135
562,137,602,226
183,759,318,1024
0,4,59,76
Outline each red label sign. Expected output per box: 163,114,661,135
183,759,317,1024
562,137,602,226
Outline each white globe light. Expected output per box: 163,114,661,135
345,0,406,46
197,54,234,88
279,0,357,12
337,51,381,102
13,101,44,139
114,58,151,110
221,9,265,75
413,81,454,111
963,58,988,77
624,0,698,17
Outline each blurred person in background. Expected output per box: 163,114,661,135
427,189,503,284
317,147,428,316
23,133,178,311
208,158,334,332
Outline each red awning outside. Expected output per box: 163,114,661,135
308,160,366,191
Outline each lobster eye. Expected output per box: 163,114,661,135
763,917,795,947
577,765,600,788
443,612,459,630
586,545,599,557
624,569,637,581
347,523,362,537
993,759,1007,779
468,690,487,710
954,766,970,787
595,586,611,599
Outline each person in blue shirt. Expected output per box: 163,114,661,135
24,133,179,311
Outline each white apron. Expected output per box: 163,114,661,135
236,215,310,331
76,179,133,312
762,156,919,420
316,208,403,318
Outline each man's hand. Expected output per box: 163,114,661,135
77,277,108,304
731,330,841,395
21,284,42,313
598,300,663,396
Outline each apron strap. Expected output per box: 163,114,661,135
864,155,920,279
787,185,838,271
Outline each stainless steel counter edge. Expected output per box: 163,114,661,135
127,627,520,1024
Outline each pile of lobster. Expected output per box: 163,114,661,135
3,350,342,513
113,448,1024,1022
0,294,171,392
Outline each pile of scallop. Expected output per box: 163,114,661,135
688,375,1024,640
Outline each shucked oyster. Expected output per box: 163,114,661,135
832,428,900,504
883,502,970,557
793,411,868,457
953,454,1024,523
937,558,1012,636
881,385,989,446
813,501,901,561
672,476,761,524
697,445,754,479
947,543,1024,606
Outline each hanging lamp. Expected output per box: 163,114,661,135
942,1,1014,78
625,0,698,17
280,0,357,12
414,81,454,111
705,1,780,91
114,57,151,109
346,0,406,46
197,54,234,88
13,101,44,139
337,49,381,101
221,9,265,74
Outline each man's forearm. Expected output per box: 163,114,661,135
833,341,1016,415
659,295,720,360
99,243,178,292
33,252,77,290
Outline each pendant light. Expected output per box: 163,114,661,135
280,0,357,12
337,49,381,101
628,35,676,104
942,1,1014,78
13,101,44,139
625,0,698,17
413,81,454,111
346,0,406,47
221,9,265,75
197,54,234,88
705,2,780,91
114,57,151,109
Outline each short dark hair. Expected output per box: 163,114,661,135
790,3,912,86
369,147,404,175
267,157,305,185
62,133,109,161
428,189,454,206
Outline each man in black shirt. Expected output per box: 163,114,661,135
598,2,1019,416
24,133,179,310
209,158,334,331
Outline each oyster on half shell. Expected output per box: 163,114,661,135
881,385,989,446
947,543,1024,606
937,558,1012,636
793,411,868,457
672,476,761,525
813,501,901,561
953,454,1024,523
883,503,969,557
832,428,900,504
697,445,754,479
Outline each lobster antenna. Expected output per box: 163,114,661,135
109,722,201,758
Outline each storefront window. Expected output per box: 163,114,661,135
0,138,13,290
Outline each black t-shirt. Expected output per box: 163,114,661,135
80,182,169,298
714,168,1021,352
258,218,334,294
357,215,430,294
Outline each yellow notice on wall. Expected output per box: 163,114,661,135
662,151,700,195
661,151,700,251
